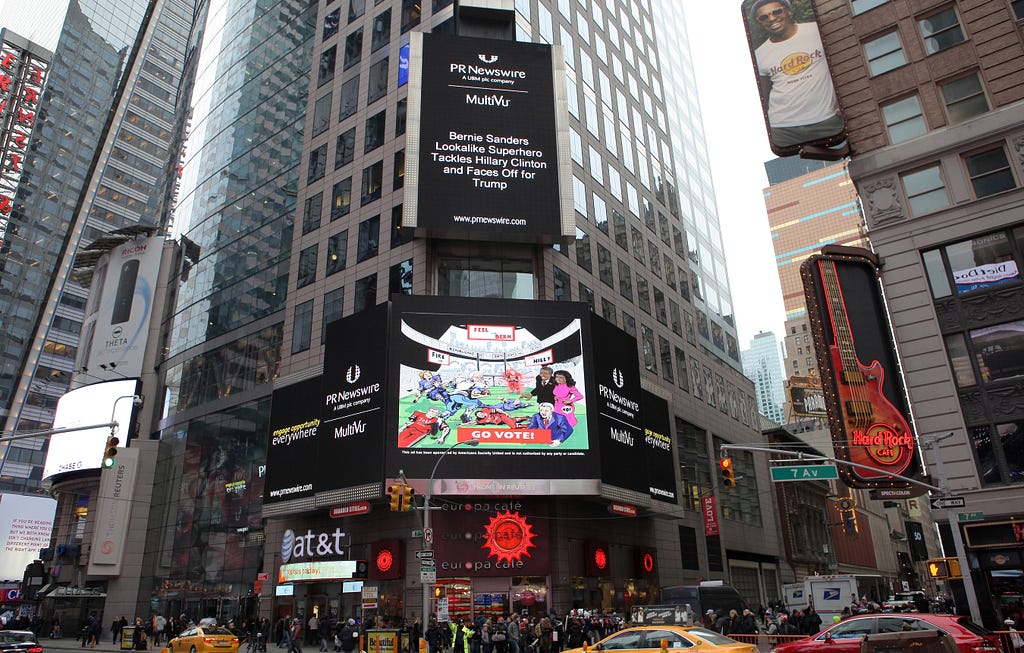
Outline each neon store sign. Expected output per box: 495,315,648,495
0,38,49,248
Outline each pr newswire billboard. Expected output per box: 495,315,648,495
404,33,573,242
741,0,846,156
386,295,599,492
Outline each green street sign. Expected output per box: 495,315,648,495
770,464,839,482
958,512,984,522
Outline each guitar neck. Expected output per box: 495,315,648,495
820,260,863,384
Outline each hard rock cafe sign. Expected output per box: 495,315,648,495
481,510,537,564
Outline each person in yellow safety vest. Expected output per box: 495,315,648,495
448,617,473,653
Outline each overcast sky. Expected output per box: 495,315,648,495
0,0,788,349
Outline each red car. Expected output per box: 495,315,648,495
771,614,1000,653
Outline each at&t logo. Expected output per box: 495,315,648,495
281,529,295,563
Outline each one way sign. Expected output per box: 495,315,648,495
930,496,966,509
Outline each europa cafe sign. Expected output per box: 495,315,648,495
0,38,49,248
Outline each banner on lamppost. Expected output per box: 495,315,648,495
702,495,719,537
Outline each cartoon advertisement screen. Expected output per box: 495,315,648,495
386,295,600,486
741,0,847,157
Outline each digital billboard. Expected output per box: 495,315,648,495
42,378,140,479
264,304,390,508
77,235,164,381
801,247,919,488
386,295,599,490
264,376,324,505
641,390,676,502
404,32,573,242
0,493,56,581
741,0,846,157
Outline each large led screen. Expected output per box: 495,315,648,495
386,295,599,488
404,32,573,242
801,248,919,488
741,0,846,157
264,376,323,505
42,378,140,479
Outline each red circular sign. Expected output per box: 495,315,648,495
375,548,394,573
594,548,608,570
481,510,537,564
642,553,654,573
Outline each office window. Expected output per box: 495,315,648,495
649,242,661,277
572,176,588,216
575,230,592,272
361,161,383,205
631,227,646,265
669,299,681,336
344,29,363,70
588,146,603,183
392,204,413,248
327,229,348,276
302,192,323,234
349,0,365,22
331,177,352,220
918,7,964,54
372,9,391,51
593,194,608,233
618,259,633,300
308,144,327,183
637,277,651,314
665,256,677,290
553,265,571,301
395,99,406,136
674,346,689,392
292,301,313,353
944,333,975,387
569,128,583,165
435,0,454,12
355,274,377,312
578,283,594,311
852,0,888,14
319,45,337,86
324,8,340,40
659,336,673,383
1014,0,1024,19
882,95,926,144
601,298,617,324
640,325,657,373
297,245,318,288
336,127,356,168
941,73,988,124
964,146,1016,198
357,214,380,262
394,150,405,190
613,210,628,251
401,0,420,32
365,110,386,152
367,57,389,104
339,75,360,121
622,313,636,338
864,31,905,76
389,258,413,295
901,165,950,215
323,288,344,340
654,288,667,325
312,93,332,136
598,244,614,288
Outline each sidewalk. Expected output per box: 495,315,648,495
44,637,167,653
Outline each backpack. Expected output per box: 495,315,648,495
490,625,507,643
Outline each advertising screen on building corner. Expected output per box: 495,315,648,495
404,33,573,242
385,295,599,489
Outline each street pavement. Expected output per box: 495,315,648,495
42,637,168,653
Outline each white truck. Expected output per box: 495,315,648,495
786,575,887,622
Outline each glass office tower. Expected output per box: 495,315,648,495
0,0,194,492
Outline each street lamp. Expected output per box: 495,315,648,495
422,439,479,644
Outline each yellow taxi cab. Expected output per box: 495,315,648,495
167,626,241,653
563,625,758,653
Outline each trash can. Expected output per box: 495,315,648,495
121,626,137,650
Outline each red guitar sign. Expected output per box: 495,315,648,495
818,258,915,478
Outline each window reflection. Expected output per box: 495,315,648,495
437,257,534,299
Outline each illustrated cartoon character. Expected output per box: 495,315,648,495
503,367,524,394
398,407,451,447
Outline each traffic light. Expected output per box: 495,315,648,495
102,435,120,468
402,484,415,511
719,457,736,489
388,484,403,512
928,557,961,579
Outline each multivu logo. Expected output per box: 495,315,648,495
478,54,498,64
335,419,367,439
609,426,634,447
345,365,361,384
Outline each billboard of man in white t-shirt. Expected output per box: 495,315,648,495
744,0,846,155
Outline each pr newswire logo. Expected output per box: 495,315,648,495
345,365,361,383
479,54,498,64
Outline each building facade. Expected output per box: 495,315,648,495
813,0,1024,627
742,331,786,423
141,0,784,626
0,0,194,493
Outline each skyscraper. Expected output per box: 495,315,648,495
0,0,194,493
741,331,785,424
142,0,782,618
